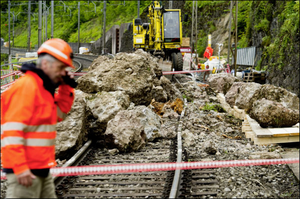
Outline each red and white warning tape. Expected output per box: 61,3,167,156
1,158,298,180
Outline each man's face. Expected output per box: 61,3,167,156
41,59,67,83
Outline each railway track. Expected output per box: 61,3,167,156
55,139,176,198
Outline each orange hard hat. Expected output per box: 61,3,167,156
37,38,74,68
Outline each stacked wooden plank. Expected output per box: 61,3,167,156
242,115,299,145
217,93,299,145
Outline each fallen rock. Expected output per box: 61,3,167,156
182,129,196,147
249,151,281,159
160,76,183,101
225,82,245,107
56,90,90,158
150,98,183,117
77,50,162,105
85,91,130,137
207,73,241,94
203,140,217,155
160,119,178,138
248,84,299,112
150,85,168,102
108,148,119,156
235,82,261,111
104,105,161,152
88,55,110,71
249,98,299,127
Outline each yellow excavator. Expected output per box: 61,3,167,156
133,1,187,71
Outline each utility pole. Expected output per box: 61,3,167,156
191,1,194,70
195,0,198,66
169,0,172,9
51,0,54,39
78,2,80,53
45,2,48,41
8,0,11,69
28,1,31,51
102,0,106,54
38,0,42,47
12,11,15,47
227,1,232,65
234,1,238,77
137,1,140,17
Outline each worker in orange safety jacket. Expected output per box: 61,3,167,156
1,38,76,198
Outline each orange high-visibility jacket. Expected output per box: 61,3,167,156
1,71,75,175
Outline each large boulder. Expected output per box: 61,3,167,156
225,82,245,107
235,82,261,111
104,106,161,152
85,91,130,138
248,84,299,113
249,98,299,127
207,73,240,94
56,90,90,158
77,50,163,105
160,76,183,101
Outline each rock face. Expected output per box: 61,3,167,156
104,106,161,152
85,91,130,138
235,82,261,111
207,73,240,94
225,82,245,107
56,90,89,158
248,84,299,112
249,98,299,127
77,50,163,105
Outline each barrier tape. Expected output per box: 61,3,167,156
1,158,298,180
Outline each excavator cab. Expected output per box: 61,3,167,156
163,11,180,42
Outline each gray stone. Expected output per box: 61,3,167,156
203,140,217,155
235,82,261,111
104,106,161,152
207,73,241,94
56,90,90,157
225,82,245,107
249,98,299,127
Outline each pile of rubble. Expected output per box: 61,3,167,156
207,73,299,127
56,50,182,157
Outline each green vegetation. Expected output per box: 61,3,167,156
0,1,151,47
202,103,226,113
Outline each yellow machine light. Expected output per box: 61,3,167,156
135,38,143,44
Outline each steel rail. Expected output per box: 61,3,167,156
54,140,92,186
169,98,186,198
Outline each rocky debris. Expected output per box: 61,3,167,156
150,98,183,117
207,73,241,94
85,91,130,137
160,118,178,139
249,98,299,127
203,140,217,154
182,129,196,147
225,82,245,107
56,90,89,158
249,151,281,159
104,106,161,152
108,148,119,156
248,84,299,112
160,76,183,101
88,55,110,71
234,82,261,111
77,50,163,105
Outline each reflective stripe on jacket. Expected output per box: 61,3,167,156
1,71,74,175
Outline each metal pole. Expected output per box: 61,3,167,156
78,2,80,53
195,1,198,66
45,4,48,40
227,1,232,65
8,0,11,67
12,11,14,47
234,1,238,77
28,1,31,52
169,0,172,9
190,1,194,70
102,0,106,54
38,0,42,47
137,1,140,17
51,0,54,38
